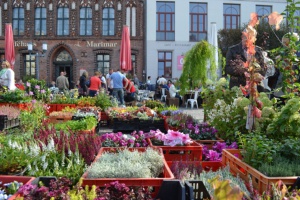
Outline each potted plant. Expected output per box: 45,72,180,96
146,129,202,161
54,116,98,133
166,113,194,131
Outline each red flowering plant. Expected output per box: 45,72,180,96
238,12,283,131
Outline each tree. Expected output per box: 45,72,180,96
178,40,217,95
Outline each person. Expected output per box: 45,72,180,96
107,69,128,107
15,78,25,90
106,68,114,95
225,30,267,92
0,60,16,91
100,73,107,91
133,74,140,87
49,81,56,88
124,79,136,103
146,76,151,90
89,71,102,97
79,71,88,96
157,75,167,86
168,80,182,106
56,71,69,93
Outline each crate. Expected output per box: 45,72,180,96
195,137,225,149
48,116,73,124
81,147,175,198
0,115,20,131
139,119,166,132
222,149,298,194
185,180,211,200
167,161,223,172
0,175,35,200
147,138,203,161
112,118,139,133
156,180,185,200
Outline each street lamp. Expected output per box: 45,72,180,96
27,42,47,80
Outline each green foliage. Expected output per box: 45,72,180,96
154,105,177,114
20,101,47,133
0,140,32,174
50,93,78,104
210,176,244,200
0,89,31,103
94,93,114,110
145,100,164,109
266,97,300,139
25,78,51,102
258,155,300,177
238,132,280,169
86,148,164,178
55,116,98,131
178,40,217,95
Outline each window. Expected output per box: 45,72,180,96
35,7,47,36
102,8,115,36
96,54,110,75
189,3,207,41
0,9,2,36
156,2,175,41
131,54,136,74
57,7,69,36
25,54,36,76
126,4,136,36
80,7,92,35
293,10,300,31
13,7,25,35
256,5,272,23
158,51,172,78
223,4,240,29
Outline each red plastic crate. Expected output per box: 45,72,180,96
81,147,174,198
0,175,35,200
147,138,203,161
195,137,225,149
167,161,223,172
222,149,298,194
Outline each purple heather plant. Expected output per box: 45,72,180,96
202,141,238,161
100,131,149,148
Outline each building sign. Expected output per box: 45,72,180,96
177,55,184,70
75,41,118,48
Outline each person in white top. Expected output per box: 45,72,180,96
0,60,16,91
157,75,167,85
167,80,182,106
106,68,114,95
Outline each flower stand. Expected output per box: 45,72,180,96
147,138,203,161
112,118,139,133
222,149,298,194
81,147,174,198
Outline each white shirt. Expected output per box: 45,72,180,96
0,68,16,90
169,84,177,98
157,77,167,85
106,73,113,88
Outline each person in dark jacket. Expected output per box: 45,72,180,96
79,71,88,96
225,31,267,92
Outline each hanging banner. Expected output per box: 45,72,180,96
177,55,184,70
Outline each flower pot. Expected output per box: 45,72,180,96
222,149,298,194
147,138,203,161
168,125,181,131
81,147,174,198
112,118,139,133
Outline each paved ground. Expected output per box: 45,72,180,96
98,107,204,134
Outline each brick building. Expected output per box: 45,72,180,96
0,0,145,88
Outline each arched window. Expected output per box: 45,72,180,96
189,3,207,41
156,2,175,41
126,2,136,37
223,4,240,30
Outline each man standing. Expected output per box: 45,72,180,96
106,68,114,95
108,69,128,107
56,71,69,93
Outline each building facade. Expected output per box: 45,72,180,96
145,0,290,84
0,0,145,87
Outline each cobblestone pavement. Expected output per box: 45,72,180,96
98,107,204,135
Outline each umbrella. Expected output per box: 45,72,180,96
5,23,15,69
120,25,132,72
208,22,219,78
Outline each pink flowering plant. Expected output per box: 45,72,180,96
25,78,51,102
148,129,193,147
100,131,149,148
183,122,219,140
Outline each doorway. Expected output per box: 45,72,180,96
53,50,74,89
